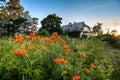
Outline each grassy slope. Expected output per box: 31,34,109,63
0,37,120,80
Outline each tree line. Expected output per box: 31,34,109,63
0,0,103,37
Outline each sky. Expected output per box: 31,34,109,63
20,0,120,33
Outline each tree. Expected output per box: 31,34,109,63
0,0,24,36
40,13,62,34
110,30,117,36
93,23,103,35
6,0,24,20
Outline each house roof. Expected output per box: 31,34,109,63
62,22,86,32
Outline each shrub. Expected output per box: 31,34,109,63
96,34,120,48
38,29,50,37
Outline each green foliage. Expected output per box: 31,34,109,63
67,31,80,38
40,13,62,34
38,28,50,37
93,23,103,35
96,34,120,48
0,34,120,80
0,17,27,37
0,0,25,37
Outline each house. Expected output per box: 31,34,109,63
62,22,89,32
62,22,98,38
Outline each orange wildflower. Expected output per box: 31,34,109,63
22,39,27,42
85,68,90,73
57,36,63,43
63,60,67,64
63,45,68,49
13,51,19,56
45,38,53,43
15,39,22,43
54,58,61,64
81,54,87,58
29,33,37,39
50,35,55,40
15,36,22,39
73,76,80,80
53,32,58,36
15,36,23,43
63,70,68,74
34,37,40,42
19,50,26,56
27,45,36,50
54,58,67,64
91,64,96,69
65,49,71,54
13,50,26,56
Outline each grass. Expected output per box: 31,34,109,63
0,33,120,80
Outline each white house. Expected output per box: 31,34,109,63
62,22,98,38
62,22,87,32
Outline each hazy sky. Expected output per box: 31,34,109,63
21,0,120,32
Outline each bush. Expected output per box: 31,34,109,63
38,29,50,37
64,31,80,38
96,34,120,48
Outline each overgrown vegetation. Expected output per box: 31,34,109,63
0,33,120,80
96,34,120,49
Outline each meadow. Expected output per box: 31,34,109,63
0,32,120,80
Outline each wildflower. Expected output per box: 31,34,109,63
91,64,96,69
45,38,53,43
50,35,55,40
81,54,87,58
61,59,67,64
63,45,68,49
63,59,67,64
15,36,23,43
22,39,27,42
63,70,68,75
65,49,71,54
53,32,58,36
15,39,22,43
54,58,67,64
85,68,90,73
57,36,63,43
27,45,36,50
13,50,26,56
19,50,26,56
34,37,40,42
73,76,80,80
29,33,37,39
13,51,19,56
54,58,61,64
15,36,22,39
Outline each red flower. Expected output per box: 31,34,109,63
54,58,67,64
13,50,26,56
63,45,68,49
73,76,80,80
19,50,26,56
85,68,90,73
27,45,36,50
91,64,96,69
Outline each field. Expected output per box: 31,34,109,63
0,33,120,80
